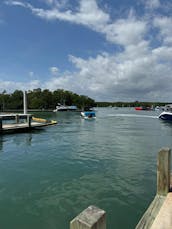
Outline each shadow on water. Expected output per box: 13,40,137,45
0,128,46,152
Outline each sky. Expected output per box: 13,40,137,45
0,0,172,102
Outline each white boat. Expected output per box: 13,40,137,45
159,104,172,121
53,103,77,112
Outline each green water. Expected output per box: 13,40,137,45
0,108,172,229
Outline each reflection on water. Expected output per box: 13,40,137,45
0,108,172,229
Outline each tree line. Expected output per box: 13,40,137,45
0,89,96,111
96,101,168,108
0,89,169,111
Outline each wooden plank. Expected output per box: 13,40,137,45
157,148,171,195
135,195,166,229
0,122,57,134
70,205,106,229
150,193,172,229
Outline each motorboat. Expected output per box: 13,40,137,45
81,111,96,119
159,104,172,121
159,111,172,121
81,107,96,119
53,103,77,112
135,106,152,111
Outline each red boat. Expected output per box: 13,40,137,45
135,106,151,111
135,107,143,110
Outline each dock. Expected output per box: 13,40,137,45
135,148,172,229
0,114,57,134
69,148,172,229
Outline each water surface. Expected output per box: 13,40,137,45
0,108,171,229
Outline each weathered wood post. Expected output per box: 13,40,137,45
157,148,171,196
27,115,32,128
70,205,106,229
15,114,19,124
0,118,2,133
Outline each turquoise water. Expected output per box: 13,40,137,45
0,108,172,229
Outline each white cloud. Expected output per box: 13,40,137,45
5,0,148,47
144,0,161,10
153,16,172,45
3,0,172,101
103,18,147,46
43,0,69,8
5,0,28,7
39,44,172,101
49,66,59,75
0,80,40,92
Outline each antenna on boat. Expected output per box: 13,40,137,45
23,90,28,114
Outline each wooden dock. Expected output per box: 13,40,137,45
135,148,172,229
69,148,172,229
0,114,57,134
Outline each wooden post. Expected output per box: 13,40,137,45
70,205,106,229
0,118,2,133
23,91,27,115
27,115,31,128
15,115,19,124
157,148,171,196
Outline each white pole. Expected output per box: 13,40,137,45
23,91,27,114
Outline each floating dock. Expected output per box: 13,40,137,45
0,114,57,134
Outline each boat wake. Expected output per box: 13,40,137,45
107,114,158,119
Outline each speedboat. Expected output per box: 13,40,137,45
159,104,172,121
81,107,96,119
135,106,152,111
159,111,172,121
81,111,96,119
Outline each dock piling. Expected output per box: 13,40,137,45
0,118,2,133
27,115,32,128
70,205,106,229
157,148,171,195
15,115,19,124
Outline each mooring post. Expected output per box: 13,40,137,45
0,118,2,133
157,148,171,196
27,115,31,128
70,205,106,229
15,115,19,124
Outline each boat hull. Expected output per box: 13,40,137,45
159,112,172,121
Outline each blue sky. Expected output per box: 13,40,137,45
0,0,172,101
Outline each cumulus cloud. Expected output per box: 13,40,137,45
0,80,41,92
153,17,172,45
49,66,59,75
144,0,161,10
3,0,172,101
